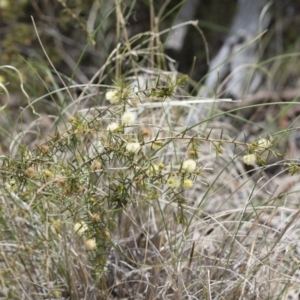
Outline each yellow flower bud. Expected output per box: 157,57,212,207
44,169,53,177
183,179,193,189
25,167,35,178
151,141,164,150
167,177,180,189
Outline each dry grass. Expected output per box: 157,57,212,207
1,70,300,299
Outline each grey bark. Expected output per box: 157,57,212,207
166,0,200,51
203,0,272,99
166,0,273,124
188,0,273,124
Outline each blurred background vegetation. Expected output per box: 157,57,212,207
1,0,300,94
0,0,299,156
0,0,299,155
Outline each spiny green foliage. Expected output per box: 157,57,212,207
2,71,300,299
0,75,288,280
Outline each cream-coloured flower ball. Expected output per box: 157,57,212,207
105,90,120,104
257,138,272,150
85,238,97,250
107,122,119,132
126,142,140,154
182,159,196,173
121,111,136,126
243,154,256,166
74,222,88,235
